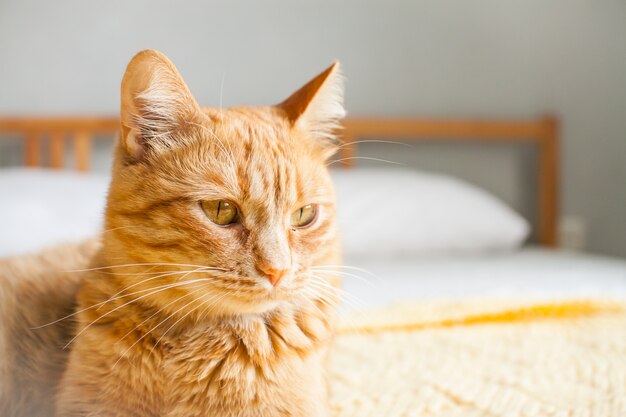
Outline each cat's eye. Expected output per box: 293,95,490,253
201,200,239,226
290,204,317,228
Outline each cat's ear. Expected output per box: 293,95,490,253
277,62,346,147
120,49,202,160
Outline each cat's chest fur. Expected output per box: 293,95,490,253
58,294,335,417
158,308,332,416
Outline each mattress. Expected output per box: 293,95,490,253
341,248,626,310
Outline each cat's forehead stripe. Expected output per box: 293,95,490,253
247,134,294,212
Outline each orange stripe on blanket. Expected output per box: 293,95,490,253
339,300,624,334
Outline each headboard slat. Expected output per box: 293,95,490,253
0,117,119,170
49,131,65,169
74,131,92,172
537,116,559,247
24,132,40,167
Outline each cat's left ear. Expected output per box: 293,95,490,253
277,62,346,151
120,50,203,160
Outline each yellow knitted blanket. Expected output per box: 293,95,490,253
329,299,626,417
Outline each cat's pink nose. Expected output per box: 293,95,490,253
258,266,288,287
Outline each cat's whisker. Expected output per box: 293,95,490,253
202,125,231,157
335,139,413,149
100,266,220,309
304,279,343,302
300,285,344,312
99,225,143,235
305,296,365,334
312,295,368,333
309,264,382,285
299,287,363,328
198,291,231,320
300,288,351,320
295,291,338,324
309,264,377,278
116,285,208,344
123,267,224,280
96,270,217,313
191,291,233,332
307,273,371,298
98,276,218,310
302,281,368,322
309,281,364,304
308,269,378,287
64,262,226,273
31,277,218,329
219,72,225,110
306,275,367,308
63,278,217,349
326,156,404,167
308,285,361,311
217,75,231,163
203,291,232,320
199,296,219,322
90,268,206,277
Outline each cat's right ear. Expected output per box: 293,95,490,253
276,62,346,150
120,50,202,160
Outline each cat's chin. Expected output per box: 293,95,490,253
218,296,283,316
200,289,288,316
197,281,304,317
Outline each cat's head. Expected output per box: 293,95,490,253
103,50,344,317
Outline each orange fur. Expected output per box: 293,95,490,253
43,50,343,416
0,241,99,417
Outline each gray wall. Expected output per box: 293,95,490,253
0,0,625,257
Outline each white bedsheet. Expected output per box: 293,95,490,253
341,248,626,309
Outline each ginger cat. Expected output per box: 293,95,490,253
1,50,345,417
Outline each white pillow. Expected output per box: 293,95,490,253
0,167,529,259
0,168,108,258
331,168,530,256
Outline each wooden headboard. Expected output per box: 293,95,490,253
0,115,559,247
0,117,119,172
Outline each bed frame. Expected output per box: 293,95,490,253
0,115,559,246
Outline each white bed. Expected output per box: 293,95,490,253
343,250,626,309
2,167,625,311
